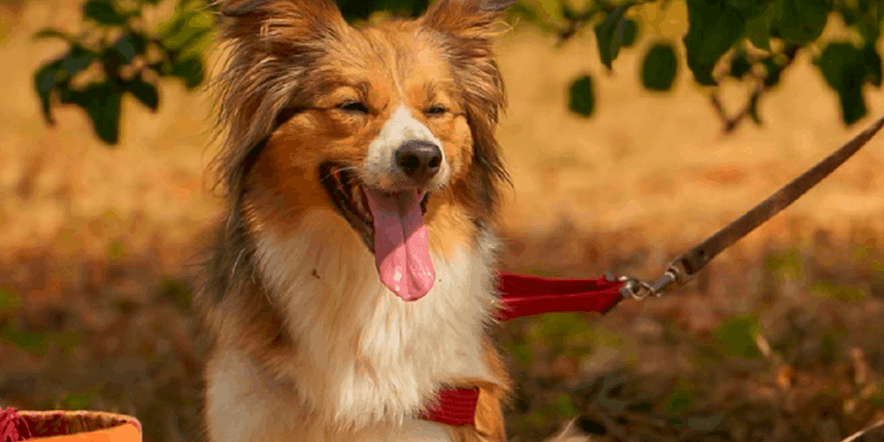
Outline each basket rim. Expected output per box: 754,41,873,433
7,408,142,439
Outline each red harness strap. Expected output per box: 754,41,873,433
495,273,624,321
418,273,623,426
417,387,480,426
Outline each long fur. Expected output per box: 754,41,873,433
195,0,590,441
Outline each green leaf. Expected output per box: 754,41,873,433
508,2,542,24
61,384,105,409
82,0,126,25
567,74,595,117
33,27,75,42
160,11,213,56
744,3,773,50
508,342,534,367
560,1,579,21
158,12,187,44
34,59,64,123
62,45,95,76
811,281,867,302
864,45,882,87
729,51,752,79
1,324,48,355
817,42,869,125
113,32,146,63
641,42,678,91
170,56,204,89
32,47,94,125
127,77,159,111
594,5,630,70
839,5,861,26
855,19,880,45
762,57,784,87
0,289,20,315
763,247,804,279
52,330,82,356
69,82,123,145
665,390,695,415
839,64,868,125
554,394,579,418
713,315,761,359
683,0,750,86
748,93,762,125
726,0,761,9
620,19,639,48
540,313,590,338
771,0,828,44
61,392,94,410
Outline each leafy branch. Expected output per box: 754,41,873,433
32,0,884,145
31,0,434,146
710,43,800,133
34,0,215,145
514,0,884,131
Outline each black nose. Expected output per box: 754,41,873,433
395,140,442,182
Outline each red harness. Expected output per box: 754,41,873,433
418,272,623,426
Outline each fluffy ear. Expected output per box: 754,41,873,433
421,0,516,38
217,0,347,54
211,0,348,204
420,0,516,226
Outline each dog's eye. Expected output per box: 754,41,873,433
338,100,369,114
425,104,447,116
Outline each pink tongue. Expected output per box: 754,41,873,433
364,189,436,301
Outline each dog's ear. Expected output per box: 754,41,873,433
420,0,515,226
421,0,516,39
217,0,347,54
211,0,349,203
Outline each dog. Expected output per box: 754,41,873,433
195,0,591,440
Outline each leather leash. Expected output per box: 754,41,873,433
611,112,884,301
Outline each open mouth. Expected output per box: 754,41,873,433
319,162,436,301
319,162,375,252
318,162,431,253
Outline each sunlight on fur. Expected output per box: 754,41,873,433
195,0,591,440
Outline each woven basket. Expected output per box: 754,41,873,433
0,408,141,442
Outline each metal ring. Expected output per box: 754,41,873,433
615,275,656,300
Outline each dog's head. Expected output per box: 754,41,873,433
212,0,514,301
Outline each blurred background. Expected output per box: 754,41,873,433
2,0,884,441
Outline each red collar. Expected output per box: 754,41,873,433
419,272,623,426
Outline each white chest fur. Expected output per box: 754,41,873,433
252,208,501,428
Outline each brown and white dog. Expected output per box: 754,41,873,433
195,0,590,440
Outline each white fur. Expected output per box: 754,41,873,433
364,104,450,189
226,207,499,435
205,349,294,442
206,349,460,442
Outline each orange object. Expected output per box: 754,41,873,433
1,408,141,442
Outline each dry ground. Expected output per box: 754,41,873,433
2,1,884,441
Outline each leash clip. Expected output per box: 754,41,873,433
605,257,692,301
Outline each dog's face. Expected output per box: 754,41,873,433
262,22,470,248
214,0,514,301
